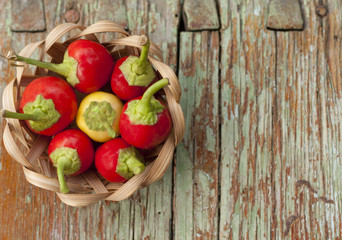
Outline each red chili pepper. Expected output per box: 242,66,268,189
7,39,114,93
95,138,145,183
110,36,157,101
119,78,172,149
1,76,77,136
48,129,94,194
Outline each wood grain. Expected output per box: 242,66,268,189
274,0,342,238
175,31,220,239
218,0,277,238
120,1,181,239
218,0,342,239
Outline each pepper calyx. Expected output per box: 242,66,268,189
116,147,145,180
23,94,61,131
119,56,156,87
125,98,164,125
83,100,117,138
124,78,169,125
50,147,81,175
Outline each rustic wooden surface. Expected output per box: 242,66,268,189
1,0,342,239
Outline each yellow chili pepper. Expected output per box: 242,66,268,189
76,91,123,142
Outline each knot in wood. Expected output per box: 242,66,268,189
64,9,80,23
316,5,328,17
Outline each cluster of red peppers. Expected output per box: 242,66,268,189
2,37,172,194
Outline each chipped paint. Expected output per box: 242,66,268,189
175,31,219,239
254,5,261,16
5,4,12,37
26,194,32,203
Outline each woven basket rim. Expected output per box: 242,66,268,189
2,21,185,207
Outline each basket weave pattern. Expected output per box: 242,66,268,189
2,21,185,207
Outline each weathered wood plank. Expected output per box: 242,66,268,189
183,0,220,31
218,0,276,239
46,0,128,29
0,0,15,81
219,0,342,239
267,0,304,30
11,0,46,32
125,0,180,69
175,31,220,239
0,2,55,240
48,1,179,240
123,2,180,239
324,4,342,237
274,0,342,238
43,4,132,239
1,1,180,240
1,35,67,240
44,0,129,42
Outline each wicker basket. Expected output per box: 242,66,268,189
2,21,185,207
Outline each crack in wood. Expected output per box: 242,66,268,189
296,179,317,194
283,180,335,236
284,215,298,237
296,179,334,204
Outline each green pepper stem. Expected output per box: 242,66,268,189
138,37,150,65
136,78,169,114
1,109,40,121
126,156,145,175
132,37,150,75
15,54,70,77
56,156,72,194
103,120,117,138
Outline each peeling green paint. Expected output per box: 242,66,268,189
175,31,219,239
56,0,62,23
5,4,12,37
26,194,32,203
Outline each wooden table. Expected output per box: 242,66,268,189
1,0,341,239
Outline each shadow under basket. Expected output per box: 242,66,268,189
2,21,185,207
